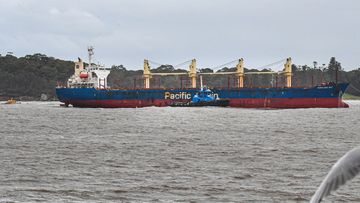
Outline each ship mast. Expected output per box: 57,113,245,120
87,46,94,70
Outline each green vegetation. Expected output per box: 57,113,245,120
0,54,359,100
0,54,73,100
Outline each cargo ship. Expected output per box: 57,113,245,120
56,47,349,108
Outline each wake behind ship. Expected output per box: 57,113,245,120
56,47,349,108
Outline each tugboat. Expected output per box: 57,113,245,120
171,76,229,107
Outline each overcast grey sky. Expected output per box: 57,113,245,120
0,0,359,70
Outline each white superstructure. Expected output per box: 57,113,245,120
67,47,111,88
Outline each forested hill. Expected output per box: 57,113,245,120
0,54,359,100
0,54,73,100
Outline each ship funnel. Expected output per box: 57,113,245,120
74,58,84,76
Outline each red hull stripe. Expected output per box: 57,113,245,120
67,98,349,108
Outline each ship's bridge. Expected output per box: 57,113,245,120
67,47,111,89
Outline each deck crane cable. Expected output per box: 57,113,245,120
257,58,287,71
148,60,164,68
149,59,193,70
173,59,193,69
211,59,239,72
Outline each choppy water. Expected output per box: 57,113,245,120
1,101,360,202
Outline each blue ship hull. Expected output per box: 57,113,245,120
56,83,349,108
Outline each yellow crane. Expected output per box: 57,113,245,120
142,57,292,88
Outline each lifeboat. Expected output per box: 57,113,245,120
80,72,88,79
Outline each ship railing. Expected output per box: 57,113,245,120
94,86,312,91
88,67,111,71
151,72,188,76
56,82,66,88
198,71,284,75
245,71,284,75
150,71,285,76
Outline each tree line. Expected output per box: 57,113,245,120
0,54,359,100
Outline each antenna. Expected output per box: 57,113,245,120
87,46,94,69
